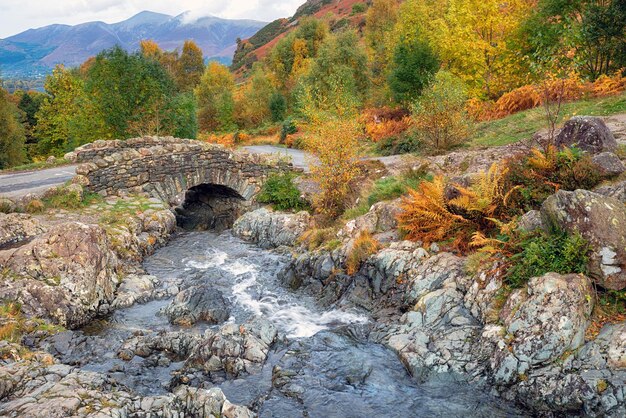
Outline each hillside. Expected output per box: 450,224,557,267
0,11,267,78
231,0,367,73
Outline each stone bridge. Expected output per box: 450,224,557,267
67,137,295,230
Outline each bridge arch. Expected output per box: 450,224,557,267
70,137,294,229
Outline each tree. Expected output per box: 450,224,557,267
234,64,275,128
412,71,473,150
296,30,369,115
16,90,44,152
195,62,236,132
388,35,439,103
85,46,177,138
176,40,205,92
34,65,85,156
0,86,26,168
365,0,400,103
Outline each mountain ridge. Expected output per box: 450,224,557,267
0,11,267,78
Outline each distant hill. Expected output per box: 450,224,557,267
0,11,267,78
232,0,367,73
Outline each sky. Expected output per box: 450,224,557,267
0,0,304,38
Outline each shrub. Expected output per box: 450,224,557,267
280,118,298,144
43,186,83,209
269,93,287,122
504,146,604,211
298,227,338,251
346,231,380,275
367,167,430,206
506,231,590,288
365,117,412,143
375,131,422,155
412,71,473,151
397,163,514,251
257,173,308,211
25,199,45,214
352,3,367,14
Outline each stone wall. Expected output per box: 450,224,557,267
73,137,295,205
65,136,182,163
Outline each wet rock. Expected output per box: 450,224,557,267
111,274,159,309
0,213,44,248
233,207,311,249
555,116,617,154
541,189,626,290
0,222,119,328
592,152,626,177
164,285,231,326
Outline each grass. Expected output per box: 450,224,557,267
470,92,626,147
343,167,432,220
586,290,626,340
0,301,64,344
2,158,71,173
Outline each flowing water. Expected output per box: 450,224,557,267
55,231,524,417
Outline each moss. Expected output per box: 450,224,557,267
597,379,608,393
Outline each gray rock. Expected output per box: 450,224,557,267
112,274,159,309
517,210,544,233
595,180,626,203
233,207,311,249
164,285,231,326
0,222,119,328
541,189,626,290
501,273,593,368
0,213,44,248
555,116,617,154
592,152,626,176
338,199,402,240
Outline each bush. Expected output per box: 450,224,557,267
504,146,605,211
280,118,298,144
506,231,590,288
352,3,367,14
346,231,380,275
270,93,287,122
375,130,421,155
397,163,514,251
412,71,473,150
257,173,308,211
25,199,45,213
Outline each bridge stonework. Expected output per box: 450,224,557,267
67,137,294,206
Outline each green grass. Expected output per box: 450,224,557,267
1,158,71,173
470,92,626,147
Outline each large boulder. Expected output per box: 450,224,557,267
592,152,626,177
555,116,617,154
500,273,593,369
0,222,120,328
0,213,44,248
338,199,402,242
541,189,626,290
233,207,311,248
164,285,231,326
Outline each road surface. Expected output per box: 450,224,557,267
0,165,78,198
244,145,312,171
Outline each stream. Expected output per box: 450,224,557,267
48,231,525,417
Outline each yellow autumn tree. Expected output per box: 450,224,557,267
365,0,400,103
393,0,533,98
195,62,236,132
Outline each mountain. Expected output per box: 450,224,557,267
0,11,267,78
231,0,367,73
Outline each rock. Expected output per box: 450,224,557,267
46,156,56,164
517,210,544,233
499,273,593,369
555,116,617,154
222,399,256,418
592,152,626,176
0,222,119,328
541,189,626,290
233,207,311,249
338,199,402,240
164,285,231,326
0,197,16,213
595,180,626,203
112,274,159,309
0,213,44,248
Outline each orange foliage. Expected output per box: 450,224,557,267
345,231,381,275
365,117,412,142
469,72,626,122
199,132,251,148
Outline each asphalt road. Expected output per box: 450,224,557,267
0,165,78,198
243,145,312,171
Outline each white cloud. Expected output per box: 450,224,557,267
0,0,303,38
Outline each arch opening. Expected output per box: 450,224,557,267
175,183,246,231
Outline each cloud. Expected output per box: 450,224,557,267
0,0,303,38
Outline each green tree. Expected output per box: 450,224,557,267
269,92,287,122
85,46,177,138
195,62,236,132
16,90,45,152
235,64,275,128
34,65,85,156
388,35,439,103
176,40,205,92
0,86,26,168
